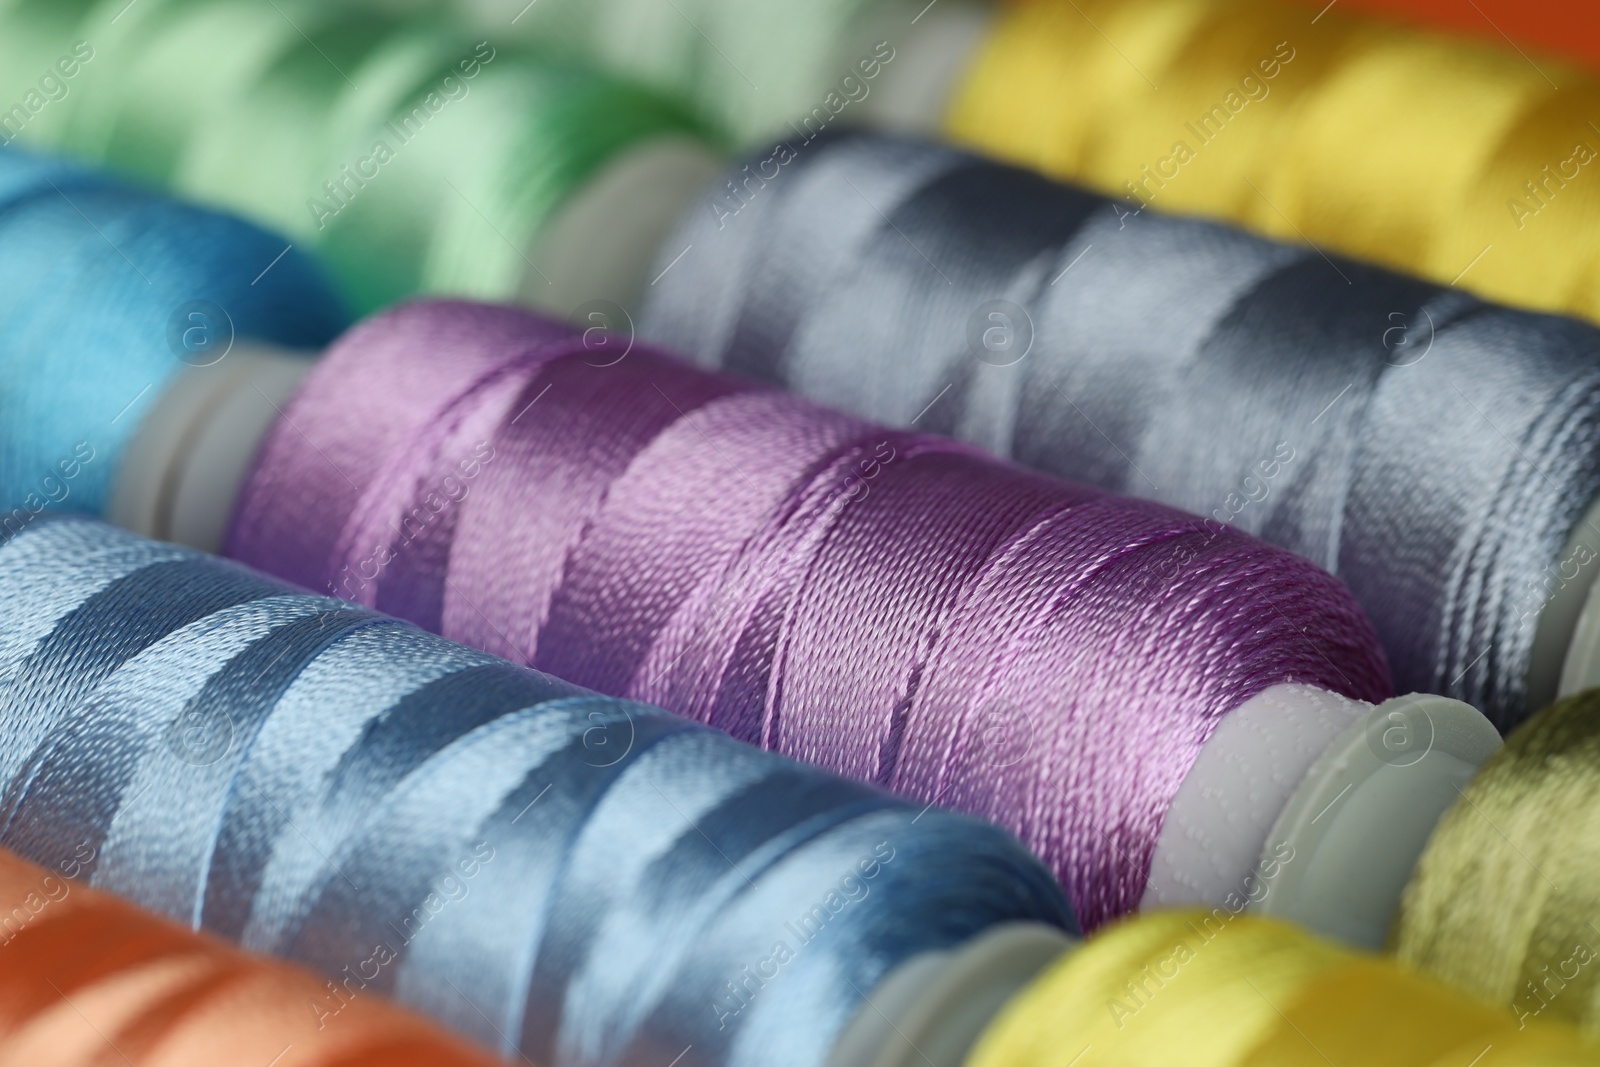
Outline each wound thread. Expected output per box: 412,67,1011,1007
0,515,1070,1067
228,298,1391,930
641,131,1600,730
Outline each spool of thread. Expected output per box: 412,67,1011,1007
446,0,992,144
0,0,722,316
953,911,1600,1067
641,131,1600,735
101,310,1495,951
0,143,1498,948
0,515,1071,1067
940,0,1600,328
1395,686,1600,1033
0,145,346,528
0,845,506,1067
100,291,1501,944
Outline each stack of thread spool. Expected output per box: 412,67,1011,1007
0,0,722,315
645,131,1600,729
0,141,1548,1062
0,521,1578,1066
6,0,1600,1064
20,0,1600,329
0,515,1072,1067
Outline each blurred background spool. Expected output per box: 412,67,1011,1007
0,0,721,316
0,846,506,1067
17,0,1600,333
341,0,993,144
0,515,1072,1067
0,147,345,528
941,0,1600,327
958,910,1600,1067
642,132,1600,735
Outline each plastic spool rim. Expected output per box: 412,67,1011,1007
112,136,725,554
524,135,724,321
849,0,993,137
826,923,1074,1067
1250,693,1501,949
1140,683,1371,911
108,345,312,551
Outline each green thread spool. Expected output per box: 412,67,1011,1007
1396,688,1600,1032
0,0,720,314
455,0,955,144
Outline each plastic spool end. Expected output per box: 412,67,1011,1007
110,344,313,553
827,923,1074,1067
1140,683,1373,912
1251,693,1501,950
525,136,724,323
850,0,994,137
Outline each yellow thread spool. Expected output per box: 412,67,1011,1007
967,911,1599,1065
946,0,1600,324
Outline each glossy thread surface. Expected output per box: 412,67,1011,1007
1397,687,1600,1033
0,517,1071,1067
642,132,1600,730
0,147,345,523
0,0,712,313
229,299,1390,929
949,0,1600,326
969,910,1600,1066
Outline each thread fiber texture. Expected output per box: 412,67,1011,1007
967,910,1600,1067
641,132,1600,731
0,147,345,527
0,0,712,313
946,0,1600,326
0,846,505,1067
0,516,1069,1067
227,298,1390,929
1396,688,1600,1034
